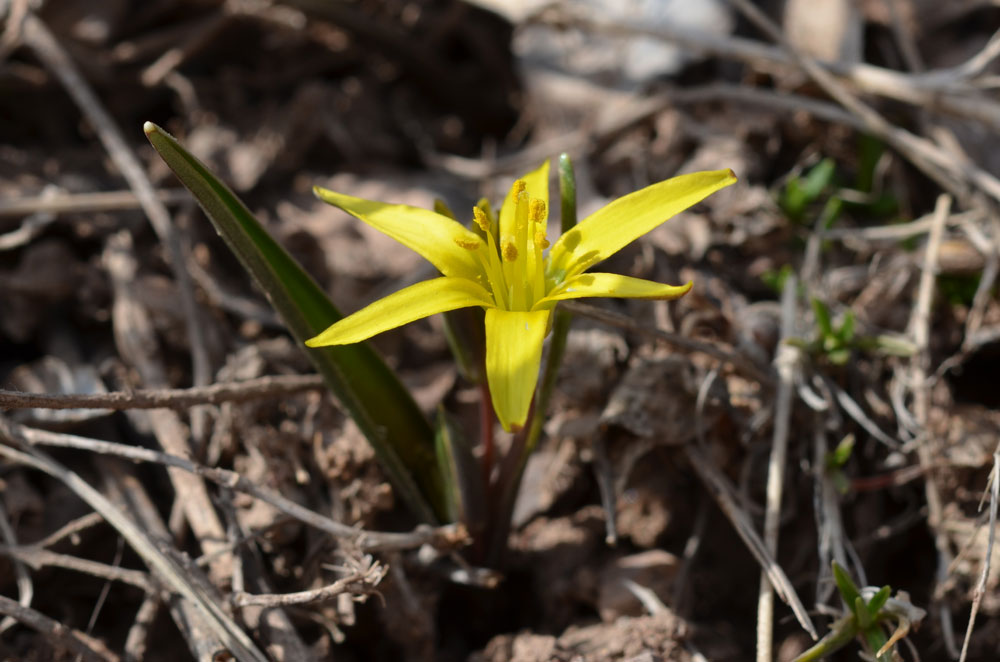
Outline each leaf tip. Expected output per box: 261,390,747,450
143,121,158,136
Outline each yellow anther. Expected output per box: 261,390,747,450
501,240,518,262
453,236,480,251
529,199,547,223
511,179,526,198
472,206,490,232
534,230,550,249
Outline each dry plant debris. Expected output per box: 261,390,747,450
2,0,1000,660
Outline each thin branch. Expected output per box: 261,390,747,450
908,193,960,657
756,274,798,661
0,544,154,592
0,594,120,662
959,446,1000,662
0,374,325,411
0,188,190,217
684,442,818,639
231,560,386,608
0,415,467,553
0,495,33,635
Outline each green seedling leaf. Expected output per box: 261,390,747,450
832,561,862,612
812,297,835,339
760,264,794,294
855,596,873,629
871,334,917,357
791,615,858,662
866,585,892,619
144,122,445,523
863,623,892,661
838,309,856,343
826,434,855,470
803,158,836,200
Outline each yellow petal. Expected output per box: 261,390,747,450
547,169,736,282
499,160,550,241
535,273,692,308
306,277,494,346
484,308,550,432
314,187,483,281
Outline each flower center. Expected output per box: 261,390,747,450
452,180,549,311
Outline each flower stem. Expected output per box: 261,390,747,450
479,381,496,494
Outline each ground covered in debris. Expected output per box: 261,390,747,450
2,1,1000,660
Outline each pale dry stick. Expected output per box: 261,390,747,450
123,596,160,662
104,232,232,584
0,374,325,411
0,439,269,662
0,594,119,662
21,12,214,422
959,446,1000,662
231,562,386,608
2,417,467,553
0,496,32,635
756,274,799,662
822,209,982,242
811,426,850,606
98,459,226,662
0,189,190,217
33,511,105,548
0,0,29,61
533,6,1000,130
884,0,924,73
0,544,153,592
684,442,818,639
909,193,960,657
726,0,1000,207
222,497,318,662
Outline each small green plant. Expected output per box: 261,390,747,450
824,434,855,495
793,562,925,661
144,122,735,561
780,158,838,225
788,297,916,366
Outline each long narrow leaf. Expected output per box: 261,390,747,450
144,122,444,522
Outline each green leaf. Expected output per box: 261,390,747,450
866,585,892,619
855,596,873,629
832,561,862,612
838,309,856,343
144,122,445,523
863,624,892,661
803,158,836,200
826,434,855,469
812,297,834,339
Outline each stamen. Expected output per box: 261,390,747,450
533,230,550,249
472,206,490,232
528,199,546,224
502,240,518,262
454,236,480,250
511,179,526,198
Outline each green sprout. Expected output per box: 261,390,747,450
793,562,925,662
787,297,916,366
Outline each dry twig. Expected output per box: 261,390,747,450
0,374,325,411
756,273,798,661
0,415,468,553
0,594,120,662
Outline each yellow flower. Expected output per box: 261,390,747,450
306,162,736,431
